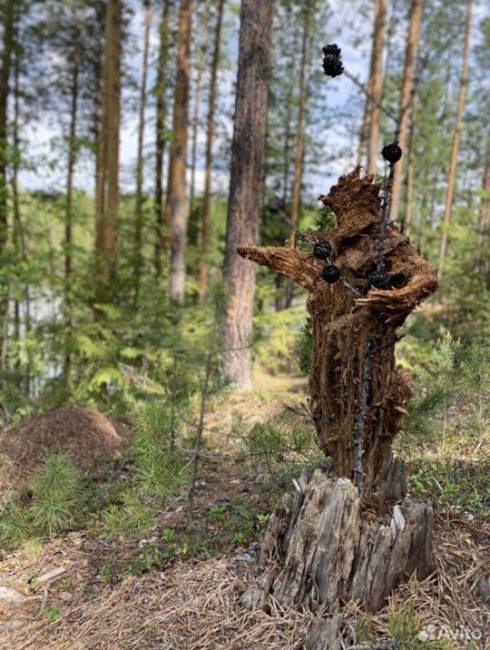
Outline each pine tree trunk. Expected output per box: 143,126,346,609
222,0,274,389
476,142,490,286
356,78,372,170
63,8,81,386
285,0,311,308
198,0,225,302
367,0,388,176
0,0,14,254
154,0,171,279
189,4,209,218
437,0,473,279
0,0,16,408
288,1,310,249
389,0,422,224
133,0,153,303
95,0,122,303
165,0,192,302
403,94,417,238
239,169,437,613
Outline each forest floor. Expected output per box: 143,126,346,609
0,371,489,649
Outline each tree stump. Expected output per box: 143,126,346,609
239,169,438,613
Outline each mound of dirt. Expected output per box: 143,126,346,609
0,407,133,490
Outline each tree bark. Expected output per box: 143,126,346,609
239,170,437,490
284,0,311,308
63,7,81,385
389,0,422,225
95,0,122,303
133,0,153,303
403,93,417,238
239,169,437,614
476,140,490,286
189,3,209,217
437,0,473,279
165,0,192,302
242,469,434,614
367,0,388,176
198,0,225,302
0,0,15,253
154,0,171,279
222,0,274,389
288,1,310,250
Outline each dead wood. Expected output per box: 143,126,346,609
238,168,437,494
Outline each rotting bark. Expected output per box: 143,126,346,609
239,168,437,614
242,469,434,613
239,169,437,491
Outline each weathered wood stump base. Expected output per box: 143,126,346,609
242,469,434,613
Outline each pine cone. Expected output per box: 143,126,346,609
313,241,332,260
381,142,402,164
322,44,344,78
322,264,341,283
368,269,392,289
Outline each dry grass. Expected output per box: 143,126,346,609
0,512,488,650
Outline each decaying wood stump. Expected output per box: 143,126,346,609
239,169,438,614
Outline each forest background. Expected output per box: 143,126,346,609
0,0,488,536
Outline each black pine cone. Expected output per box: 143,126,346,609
381,142,403,164
368,269,392,289
322,43,344,77
322,264,341,283
313,241,332,260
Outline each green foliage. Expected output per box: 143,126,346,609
28,454,83,537
408,458,490,515
101,489,154,540
0,502,33,548
254,305,307,374
355,614,376,645
387,603,420,645
41,606,61,623
402,333,461,440
0,454,83,547
241,412,321,478
133,400,189,501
